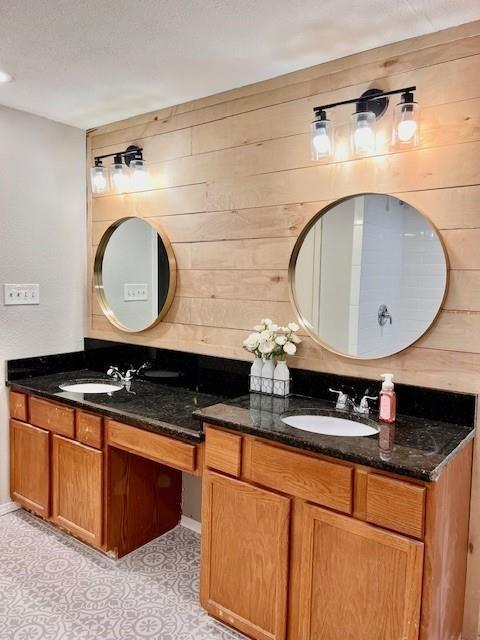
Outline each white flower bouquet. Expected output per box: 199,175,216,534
243,319,301,396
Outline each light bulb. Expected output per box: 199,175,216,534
392,92,419,147
90,164,108,194
311,110,333,160
397,119,417,142
354,124,375,153
110,160,129,192
351,109,376,156
313,130,331,155
130,159,149,190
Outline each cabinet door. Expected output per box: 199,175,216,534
298,504,424,640
52,435,103,548
10,419,50,517
201,471,290,640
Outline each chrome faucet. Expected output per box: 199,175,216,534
329,388,378,416
107,362,151,383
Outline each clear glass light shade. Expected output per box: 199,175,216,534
90,165,109,194
110,162,129,192
130,159,149,190
351,111,376,156
392,101,420,147
311,119,333,160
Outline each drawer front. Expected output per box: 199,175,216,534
205,425,242,477
77,412,103,449
366,474,426,539
29,396,75,438
244,439,353,514
10,391,28,422
107,419,197,473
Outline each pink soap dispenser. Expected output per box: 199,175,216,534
379,373,396,423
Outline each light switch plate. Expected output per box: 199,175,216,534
4,284,40,305
124,283,148,301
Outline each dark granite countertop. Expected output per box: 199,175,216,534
194,394,475,481
8,370,223,443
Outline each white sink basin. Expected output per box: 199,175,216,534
59,381,123,394
281,414,379,437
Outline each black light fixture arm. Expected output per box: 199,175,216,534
94,145,143,167
313,86,416,116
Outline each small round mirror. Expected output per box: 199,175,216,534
94,217,176,332
289,194,448,359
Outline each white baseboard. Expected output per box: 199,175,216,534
0,501,20,517
181,515,201,534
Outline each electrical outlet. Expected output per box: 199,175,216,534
4,284,40,305
124,283,148,301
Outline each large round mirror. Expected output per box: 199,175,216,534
290,194,448,359
94,217,176,332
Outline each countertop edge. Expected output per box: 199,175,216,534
8,381,204,445
194,410,473,482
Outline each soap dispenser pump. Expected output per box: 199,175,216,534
379,373,396,423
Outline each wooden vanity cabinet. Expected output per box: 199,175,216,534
201,471,290,640
202,424,473,640
51,435,103,548
10,419,50,517
298,504,424,640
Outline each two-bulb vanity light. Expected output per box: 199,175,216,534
311,86,419,160
90,145,149,194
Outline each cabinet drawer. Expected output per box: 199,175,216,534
77,412,103,449
205,425,242,477
244,439,353,514
29,397,75,438
366,474,425,539
10,391,28,422
106,419,197,473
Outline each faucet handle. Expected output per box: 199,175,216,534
329,388,349,409
359,394,378,415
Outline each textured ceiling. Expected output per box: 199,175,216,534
0,0,479,129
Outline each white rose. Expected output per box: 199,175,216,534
283,342,297,355
275,335,287,345
253,324,264,332
259,340,275,355
261,318,273,327
268,323,280,332
287,322,300,332
260,329,272,341
243,332,261,351
291,334,301,344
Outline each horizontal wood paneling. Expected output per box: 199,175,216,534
87,22,480,396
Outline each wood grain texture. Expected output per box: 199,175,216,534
200,471,290,640
51,435,103,548
9,391,27,422
76,411,103,449
366,473,426,539
106,419,197,472
204,426,242,477
421,441,473,640
298,504,424,640
10,420,50,517
29,396,75,438
107,446,182,558
243,438,353,514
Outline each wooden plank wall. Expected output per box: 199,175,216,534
86,21,480,638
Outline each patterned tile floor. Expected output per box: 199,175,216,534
0,510,246,640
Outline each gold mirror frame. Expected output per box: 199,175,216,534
94,216,177,333
288,192,449,360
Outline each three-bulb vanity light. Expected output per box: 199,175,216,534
311,86,419,160
90,145,149,194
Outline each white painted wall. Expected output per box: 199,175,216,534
0,105,86,508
